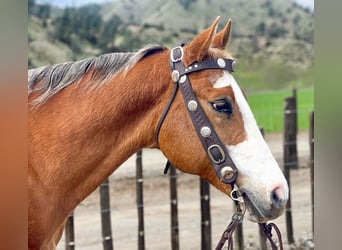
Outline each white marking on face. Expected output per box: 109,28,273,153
213,72,289,201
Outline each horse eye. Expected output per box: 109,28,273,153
210,98,232,116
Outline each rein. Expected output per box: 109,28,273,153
215,191,284,250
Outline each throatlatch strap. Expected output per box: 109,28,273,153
155,82,179,145
164,161,172,175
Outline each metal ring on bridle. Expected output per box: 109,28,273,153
230,184,244,203
170,46,184,62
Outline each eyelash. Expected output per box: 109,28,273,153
210,98,233,116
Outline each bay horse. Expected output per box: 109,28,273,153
28,17,288,249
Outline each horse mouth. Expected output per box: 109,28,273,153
241,190,285,223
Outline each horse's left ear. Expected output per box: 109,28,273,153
211,19,232,49
183,16,220,66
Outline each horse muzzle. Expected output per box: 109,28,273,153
239,185,288,223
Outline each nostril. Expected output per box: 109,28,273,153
270,186,285,209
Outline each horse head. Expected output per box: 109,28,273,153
157,17,289,223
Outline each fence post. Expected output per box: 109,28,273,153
65,212,75,250
233,216,244,250
200,178,211,250
169,164,179,250
283,93,298,245
136,150,145,250
100,179,113,250
258,127,268,250
309,111,314,233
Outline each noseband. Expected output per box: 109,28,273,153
155,45,238,185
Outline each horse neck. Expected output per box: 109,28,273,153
29,50,171,220
103,50,171,148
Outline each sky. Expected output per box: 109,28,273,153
37,0,115,7
295,0,314,10
37,0,314,11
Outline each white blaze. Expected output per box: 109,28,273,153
214,72,288,199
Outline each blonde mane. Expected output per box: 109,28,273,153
28,44,165,105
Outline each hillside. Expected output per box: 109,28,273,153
28,0,314,91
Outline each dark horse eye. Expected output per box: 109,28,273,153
210,98,232,116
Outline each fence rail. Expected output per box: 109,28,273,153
63,91,314,249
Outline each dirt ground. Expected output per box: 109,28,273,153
56,131,313,250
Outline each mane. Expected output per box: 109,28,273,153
28,44,166,105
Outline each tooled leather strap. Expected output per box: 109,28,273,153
169,46,238,184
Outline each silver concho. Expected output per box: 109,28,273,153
171,70,180,82
217,58,226,68
220,166,235,180
187,100,198,111
179,75,187,84
200,126,212,137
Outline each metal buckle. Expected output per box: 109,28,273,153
170,46,184,63
207,144,225,164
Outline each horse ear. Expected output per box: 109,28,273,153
211,19,232,49
183,16,220,66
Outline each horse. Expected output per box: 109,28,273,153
28,17,288,249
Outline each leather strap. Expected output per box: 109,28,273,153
180,58,236,76
259,223,284,250
215,199,245,250
155,82,178,145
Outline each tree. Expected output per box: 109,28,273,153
99,15,122,51
178,0,197,11
256,22,266,36
28,0,36,16
75,4,103,45
54,7,75,45
53,4,103,49
37,4,51,27
267,22,287,39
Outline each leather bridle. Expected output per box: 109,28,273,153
155,45,238,186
